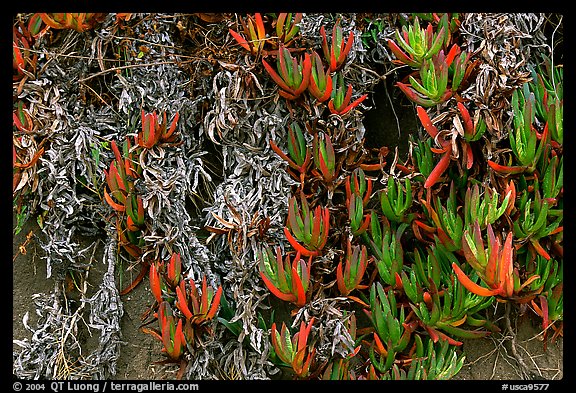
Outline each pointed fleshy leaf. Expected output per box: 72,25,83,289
284,227,317,257
387,39,419,67
398,82,437,107
452,263,499,297
103,188,126,212
207,285,223,319
417,106,439,138
176,284,193,320
260,271,297,303
291,265,307,307
262,58,293,93
424,149,451,189
149,263,163,303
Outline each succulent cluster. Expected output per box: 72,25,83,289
227,12,563,380
233,14,368,114
13,12,562,381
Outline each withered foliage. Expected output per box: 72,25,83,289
13,12,562,381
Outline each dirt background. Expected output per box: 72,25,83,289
13,212,564,381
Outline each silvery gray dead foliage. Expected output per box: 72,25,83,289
13,286,84,379
292,298,358,363
15,76,67,218
182,316,273,380
107,14,223,287
212,339,277,380
78,239,125,379
37,123,92,278
13,12,215,379
96,13,234,376
199,60,297,377
21,26,125,279
13,239,123,380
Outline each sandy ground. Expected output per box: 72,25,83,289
12,214,563,381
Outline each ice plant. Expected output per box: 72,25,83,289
532,290,563,347
13,26,37,81
270,318,316,378
284,191,330,257
528,56,563,145
323,358,356,380
345,167,373,208
453,221,539,299
165,253,182,288
387,16,447,68
348,193,371,236
262,44,311,100
509,87,542,169
312,132,337,183
320,19,354,72
116,217,144,259
258,246,311,307
463,183,512,229
397,52,451,107
416,106,452,188
149,262,164,304
13,101,34,133
435,13,461,47
531,260,563,346
410,134,434,182
336,240,369,296
448,45,473,93
489,86,548,174
26,13,47,38
544,100,563,147
373,225,405,287
419,182,464,252
39,13,105,32
104,139,141,203
137,109,180,149
454,101,486,170
175,275,223,325
408,275,493,345
400,245,445,305
308,51,333,103
513,190,561,261
379,176,413,223
148,254,181,304
540,153,563,202
216,292,243,338
103,140,139,212
385,336,465,380
229,13,267,56
125,192,145,232
366,282,413,373
269,122,311,185
328,73,368,116
157,301,186,360
102,137,146,261
276,13,303,45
